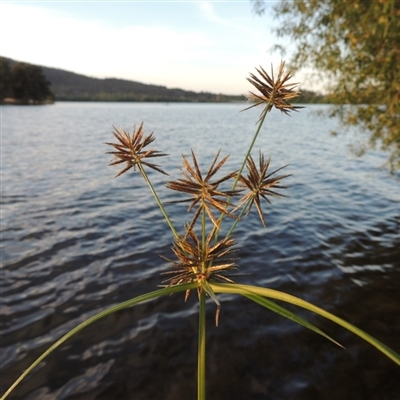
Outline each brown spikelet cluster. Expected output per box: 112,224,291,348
161,226,238,288
236,151,291,227
106,123,168,177
244,61,302,116
104,64,294,312
166,150,240,231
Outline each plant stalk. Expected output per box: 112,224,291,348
215,104,270,241
138,163,179,239
232,105,270,190
197,289,207,400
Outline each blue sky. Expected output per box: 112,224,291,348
0,1,304,95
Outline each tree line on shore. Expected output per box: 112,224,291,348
1,57,54,104
1,56,327,104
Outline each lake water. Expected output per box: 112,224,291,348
1,102,399,400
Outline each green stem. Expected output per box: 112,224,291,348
232,105,270,191
198,289,207,400
214,105,270,243
226,198,252,238
201,207,206,273
137,163,179,239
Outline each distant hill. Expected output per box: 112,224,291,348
2,56,327,103
2,57,244,103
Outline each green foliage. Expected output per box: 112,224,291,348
0,57,12,99
294,89,328,104
10,62,54,103
253,0,400,170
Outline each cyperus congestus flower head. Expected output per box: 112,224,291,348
166,150,240,231
236,151,291,227
244,61,302,116
161,225,238,325
161,225,238,288
106,123,168,177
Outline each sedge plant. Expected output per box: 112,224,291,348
2,62,399,400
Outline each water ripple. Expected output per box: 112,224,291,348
1,103,399,400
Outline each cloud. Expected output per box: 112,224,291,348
0,4,211,80
199,1,229,26
0,2,292,94
198,1,263,36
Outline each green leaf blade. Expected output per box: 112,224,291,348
210,283,400,366
1,283,198,400
244,293,344,348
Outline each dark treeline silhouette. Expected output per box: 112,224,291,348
1,57,54,104
1,57,244,103
42,65,245,102
1,56,326,104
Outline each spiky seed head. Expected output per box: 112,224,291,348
160,225,238,288
235,151,291,227
244,61,303,116
166,150,241,231
106,123,168,177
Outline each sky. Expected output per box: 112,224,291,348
0,0,304,95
